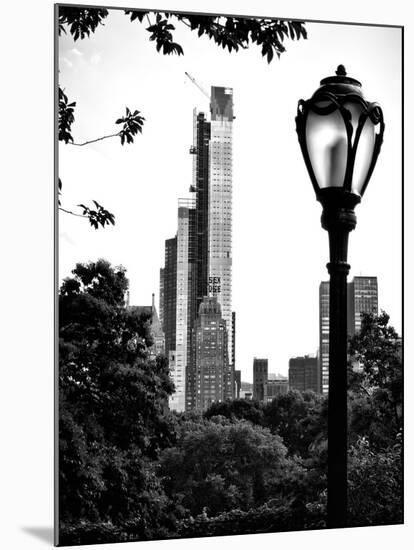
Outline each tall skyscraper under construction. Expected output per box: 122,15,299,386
161,84,235,412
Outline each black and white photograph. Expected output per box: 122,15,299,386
56,2,402,546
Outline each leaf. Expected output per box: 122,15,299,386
125,9,148,23
59,7,109,41
267,47,274,63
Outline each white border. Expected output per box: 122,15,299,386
1,1,411,549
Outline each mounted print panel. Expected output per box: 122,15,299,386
56,3,403,546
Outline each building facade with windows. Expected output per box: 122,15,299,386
348,276,378,336
192,297,228,411
253,358,268,402
319,281,330,394
318,276,378,394
159,268,164,329
168,198,196,412
162,237,177,357
207,87,234,401
289,354,319,393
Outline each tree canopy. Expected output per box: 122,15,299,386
160,419,300,516
348,311,402,449
59,7,307,62
59,260,176,538
346,312,403,525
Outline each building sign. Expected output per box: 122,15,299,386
208,276,221,294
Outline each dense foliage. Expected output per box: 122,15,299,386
59,260,176,542
59,8,307,62
160,419,302,516
59,265,403,544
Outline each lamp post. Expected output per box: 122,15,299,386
295,65,384,528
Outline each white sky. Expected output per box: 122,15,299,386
58,10,402,382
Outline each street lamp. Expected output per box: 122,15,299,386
295,65,384,528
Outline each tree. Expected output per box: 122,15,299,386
204,398,264,424
348,435,403,526
59,259,176,541
348,311,402,449
159,419,302,517
345,312,403,527
348,312,402,397
58,6,307,227
263,390,327,458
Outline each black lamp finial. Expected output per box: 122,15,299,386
336,65,347,76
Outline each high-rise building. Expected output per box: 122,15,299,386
162,84,234,411
318,276,378,394
231,311,236,367
169,198,196,412
231,311,236,397
192,297,228,411
253,358,268,402
159,267,164,330
319,281,330,394
289,355,319,393
193,110,211,314
208,87,234,398
347,276,378,336
163,237,177,356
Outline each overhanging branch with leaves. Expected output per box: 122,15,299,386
58,6,307,229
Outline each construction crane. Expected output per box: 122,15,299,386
185,72,211,157
185,71,210,100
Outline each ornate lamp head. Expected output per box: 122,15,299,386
296,65,385,210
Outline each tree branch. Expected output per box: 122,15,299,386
59,206,88,218
69,132,120,146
